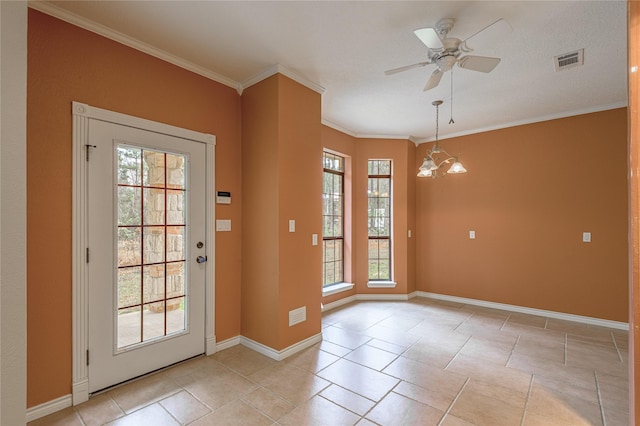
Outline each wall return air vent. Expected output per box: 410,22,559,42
554,49,584,72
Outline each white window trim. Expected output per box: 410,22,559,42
322,282,355,297
367,281,397,288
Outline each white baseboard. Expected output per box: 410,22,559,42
322,291,418,312
26,394,73,422
322,295,357,312
240,333,323,361
206,336,217,356
215,335,241,352
417,291,629,330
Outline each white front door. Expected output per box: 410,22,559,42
87,120,206,393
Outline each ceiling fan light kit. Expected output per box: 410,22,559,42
418,100,467,179
385,17,512,91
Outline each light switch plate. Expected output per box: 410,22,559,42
469,230,476,239
583,232,591,243
289,220,295,232
312,234,318,245
216,219,231,232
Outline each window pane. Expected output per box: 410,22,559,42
118,266,141,308
118,227,141,267
143,227,165,264
118,187,141,226
368,159,392,281
117,147,142,186
322,151,346,287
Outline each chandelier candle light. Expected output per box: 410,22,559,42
417,100,467,178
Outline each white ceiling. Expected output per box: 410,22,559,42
39,1,628,142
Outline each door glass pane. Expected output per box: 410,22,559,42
116,144,189,350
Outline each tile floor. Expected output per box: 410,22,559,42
29,298,629,425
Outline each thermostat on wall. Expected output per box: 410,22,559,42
217,191,231,204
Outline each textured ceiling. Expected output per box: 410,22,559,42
39,1,628,142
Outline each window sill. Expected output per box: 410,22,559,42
322,282,355,297
367,281,397,288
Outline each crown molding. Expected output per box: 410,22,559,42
413,101,629,145
239,64,325,95
28,1,241,92
321,119,357,137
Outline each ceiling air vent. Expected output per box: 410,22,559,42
554,49,584,72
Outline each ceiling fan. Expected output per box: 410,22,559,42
386,18,512,91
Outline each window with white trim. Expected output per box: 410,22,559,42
367,160,391,281
322,152,344,287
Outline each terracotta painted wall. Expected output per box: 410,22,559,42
240,76,280,349
27,10,242,407
241,74,322,351
416,108,629,322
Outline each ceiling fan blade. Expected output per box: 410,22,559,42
413,27,444,51
384,61,431,76
458,55,501,73
460,18,512,52
423,69,443,91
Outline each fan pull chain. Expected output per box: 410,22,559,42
449,69,455,124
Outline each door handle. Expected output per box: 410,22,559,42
196,255,207,264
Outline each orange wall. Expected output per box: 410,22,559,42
416,109,629,322
27,10,242,407
278,75,323,349
241,74,322,350
240,76,280,348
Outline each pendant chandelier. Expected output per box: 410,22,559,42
417,100,467,178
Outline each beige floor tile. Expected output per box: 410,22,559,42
104,403,179,426
317,358,399,401
366,391,445,425
248,363,331,405
449,378,527,426
183,367,259,410
506,313,547,328
322,326,371,349
190,400,273,426
108,373,181,414
279,394,361,426
457,335,515,365
75,393,125,426
320,384,376,416
522,382,603,426
383,358,467,411
159,390,211,424
283,345,340,373
34,299,629,426
240,386,296,420
28,407,84,426
513,334,566,364
212,344,277,376
333,311,390,332
392,380,461,414
566,340,625,373
344,343,399,370
534,371,599,404
317,339,353,357
446,353,532,396
365,338,408,355
597,371,629,414
363,323,422,347
439,413,476,425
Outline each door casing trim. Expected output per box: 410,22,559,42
71,101,216,405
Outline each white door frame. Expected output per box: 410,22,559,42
71,101,216,405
